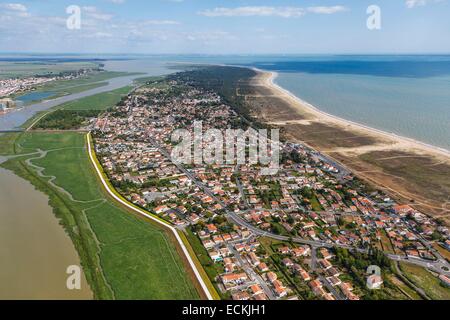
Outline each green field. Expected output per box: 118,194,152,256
184,228,226,299
1,132,200,299
53,86,132,111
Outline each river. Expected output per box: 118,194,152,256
0,161,92,299
0,74,139,131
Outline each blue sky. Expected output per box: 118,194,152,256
0,0,449,54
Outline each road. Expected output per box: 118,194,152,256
234,165,250,209
318,275,346,300
148,136,450,278
227,243,276,300
311,247,317,271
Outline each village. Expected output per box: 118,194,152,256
92,78,450,300
0,67,97,99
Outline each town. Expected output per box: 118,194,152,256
91,77,450,300
0,68,99,100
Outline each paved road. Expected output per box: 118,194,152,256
311,247,317,271
227,243,276,300
318,275,346,300
234,165,250,209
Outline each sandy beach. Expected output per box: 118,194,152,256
241,68,450,223
257,69,450,163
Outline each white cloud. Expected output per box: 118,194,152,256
199,6,305,18
142,20,180,25
307,6,348,14
405,0,428,7
199,6,348,18
405,0,445,8
0,3,27,12
185,31,237,42
82,6,114,21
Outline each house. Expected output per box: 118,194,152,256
320,248,333,260
209,251,222,262
202,239,215,249
327,276,342,287
273,280,287,298
257,262,269,272
248,252,260,267
326,267,341,277
221,273,248,285
292,246,310,257
266,272,277,283
309,279,322,289
293,265,311,281
367,274,383,290
278,246,290,255
250,284,263,296
154,205,169,214
232,291,250,300
222,234,232,242
319,259,332,270
224,263,235,273
212,235,224,244
254,293,268,300
393,204,414,216
206,224,218,234
323,293,335,300
282,258,294,268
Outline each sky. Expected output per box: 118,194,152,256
0,0,449,54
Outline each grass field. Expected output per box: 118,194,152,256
433,243,450,262
388,274,422,300
184,228,226,299
399,262,450,300
52,86,132,111
1,131,200,299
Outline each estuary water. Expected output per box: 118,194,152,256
248,55,450,150
0,164,92,299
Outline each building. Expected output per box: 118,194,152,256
367,274,383,290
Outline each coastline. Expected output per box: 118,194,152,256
256,68,450,161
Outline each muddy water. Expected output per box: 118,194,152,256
0,164,93,299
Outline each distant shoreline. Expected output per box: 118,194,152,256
253,67,450,160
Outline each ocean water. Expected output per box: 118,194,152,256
247,56,450,150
